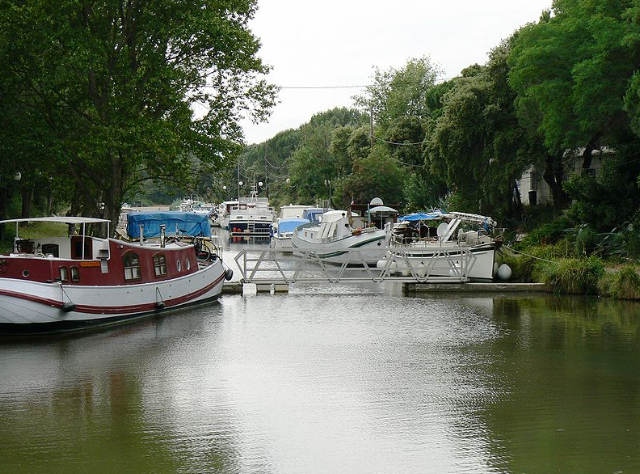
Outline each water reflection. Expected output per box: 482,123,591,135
1,293,640,474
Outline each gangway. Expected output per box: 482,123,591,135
233,247,477,289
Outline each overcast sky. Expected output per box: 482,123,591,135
241,0,553,144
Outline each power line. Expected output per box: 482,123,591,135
371,134,424,146
280,85,369,90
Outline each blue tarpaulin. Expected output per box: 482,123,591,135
399,211,445,222
277,218,309,235
302,208,325,224
127,212,211,238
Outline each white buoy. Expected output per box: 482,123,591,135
497,264,512,281
417,262,427,278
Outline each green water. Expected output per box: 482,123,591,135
1,288,639,474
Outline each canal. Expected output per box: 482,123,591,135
1,235,639,473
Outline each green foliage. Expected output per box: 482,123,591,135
515,217,574,248
564,148,640,231
426,41,535,221
509,0,640,153
0,0,277,229
354,56,441,129
598,265,640,299
339,146,406,207
500,239,579,282
535,257,605,295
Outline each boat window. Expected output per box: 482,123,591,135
59,266,69,282
42,243,59,257
176,260,182,272
123,252,141,280
153,254,167,277
71,236,93,259
185,259,191,271
70,266,80,282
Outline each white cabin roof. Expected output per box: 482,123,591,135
320,210,349,223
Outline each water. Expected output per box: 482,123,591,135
1,236,640,473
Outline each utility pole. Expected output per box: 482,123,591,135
264,143,269,198
369,103,374,149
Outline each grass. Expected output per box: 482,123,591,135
534,256,605,295
598,265,640,300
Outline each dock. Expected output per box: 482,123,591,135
222,280,548,295
402,282,548,293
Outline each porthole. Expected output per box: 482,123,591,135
22,270,29,278
176,260,182,272
186,259,191,270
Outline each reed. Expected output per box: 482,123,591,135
535,257,604,295
598,265,640,300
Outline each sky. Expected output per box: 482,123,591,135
241,0,553,145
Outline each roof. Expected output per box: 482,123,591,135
0,216,110,225
367,205,398,214
320,210,349,223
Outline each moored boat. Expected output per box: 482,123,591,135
270,217,309,252
291,210,390,265
377,211,502,281
228,185,275,237
0,215,232,336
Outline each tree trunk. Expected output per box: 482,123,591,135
21,184,33,218
543,151,570,209
0,186,7,241
581,134,601,171
105,153,125,238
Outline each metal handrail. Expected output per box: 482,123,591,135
233,247,473,284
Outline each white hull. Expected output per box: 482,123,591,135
0,260,225,333
292,233,387,265
378,242,497,281
270,236,294,252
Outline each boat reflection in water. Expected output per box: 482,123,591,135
2,291,640,474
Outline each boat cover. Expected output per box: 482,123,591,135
302,208,325,224
399,211,445,222
277,218,309,235
127,212,211,238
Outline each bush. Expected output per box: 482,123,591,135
598,265,640,300
515,217,574,249
535,257,605,295
499,241,577,282
498,251,536,282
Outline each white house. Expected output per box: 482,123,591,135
517,147,614,206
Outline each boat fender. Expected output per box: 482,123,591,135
155,301,166,310
61,302,76,312
224,269,234,281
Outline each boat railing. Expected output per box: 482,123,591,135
233,247,475,284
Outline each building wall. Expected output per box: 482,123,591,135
518,148,612,206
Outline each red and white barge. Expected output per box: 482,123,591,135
0,216,232,335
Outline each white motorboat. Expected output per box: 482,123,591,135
228,185,275,237
0,214,232,335
270,217,309,252
377,211,502,281
291,210,390,265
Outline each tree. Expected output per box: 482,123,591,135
426,42,535,219
509,0,640,160
0,0,277,231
